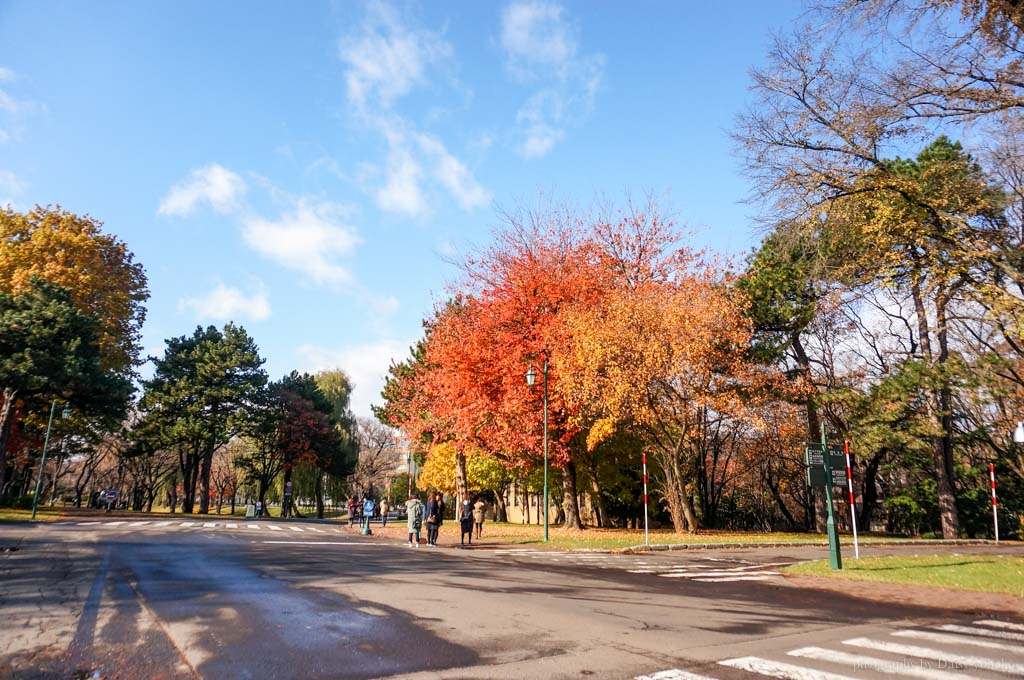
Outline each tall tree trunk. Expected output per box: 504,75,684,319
858,451,884,530
454,448,467,502
560,460,583,530
589,473,606,528
315,471,325,519
0,387,19,494
911,278,960,538
522,483,530,524
493,488,508,522
198,448,213,515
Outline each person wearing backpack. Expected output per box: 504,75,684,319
405,493,423,547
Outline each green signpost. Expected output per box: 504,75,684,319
804,425,843,570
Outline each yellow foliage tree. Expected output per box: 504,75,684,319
417,441,514,499
560,268,788,533
0,206,149,372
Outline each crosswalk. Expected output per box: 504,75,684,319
636,620,1024,680
486,548,788,582
59,519,339,535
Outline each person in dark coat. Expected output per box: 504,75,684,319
425,492,440,546
459,492,474,546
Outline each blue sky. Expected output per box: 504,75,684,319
0,0,804,417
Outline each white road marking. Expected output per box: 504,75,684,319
76,522,101,525
154,521,174,527
226,523,238,529
843,637,1024,675
720,656,858,679
975,619,1024,633
179,521,197,527
661,570,780,578
893,629,1024,654
287,526,305,532
247,523,262,529
788,646,976,680
308,527,324,533
260,541,382,546
936,623,1024,642
127,521,151,526
692,576,774,583
202,522,217,528
634,670,717,680
265,525,283,531
104,521,127,526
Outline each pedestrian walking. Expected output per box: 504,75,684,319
435,492,445,544
425,492,440,546
473,496,488,540
405,493,423,547
459,492,474,546
379,498,390,527
347,497,357,527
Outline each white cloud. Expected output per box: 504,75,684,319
179,281,271,322
0,67,14,82
0,90,18,114
296,339,412,418
158,163,248,217
339,1,452,114
501,1,576,76
375,142,428,216
340,3,489,216
500,1,604,159
242,200,361,286
0,169,25,208
416,132,491,210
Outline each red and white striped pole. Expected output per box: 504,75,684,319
990,463,999,543
642,452,649,546
845,440,859,559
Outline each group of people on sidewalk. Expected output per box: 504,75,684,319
404,491,488,547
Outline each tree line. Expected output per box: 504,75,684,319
378,2,1024,537
0,206,362,516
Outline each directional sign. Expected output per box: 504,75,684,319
807,467,848,488
804,444,847,488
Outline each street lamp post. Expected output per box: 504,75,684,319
525,359,549,543
32,401,71,520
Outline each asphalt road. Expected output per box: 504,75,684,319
1,520,1022,680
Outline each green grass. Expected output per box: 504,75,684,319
783,555,1024,597
453,523,926,551
0,507,66,522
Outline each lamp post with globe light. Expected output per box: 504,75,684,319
32,401,71,520
525,360,549,543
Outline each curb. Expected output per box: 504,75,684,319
614,538,1001,555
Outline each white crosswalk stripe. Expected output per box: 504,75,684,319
893,628,1024,654
288,526,305,532
843,636,1024,675
202,522,217,528
719,655,858,679
634,670,716,680
127,521,151,527
640,621,1024,680
787,645,976,680
936,623,1024,642
490,549,786,581
975,619,1024,632
226,523,238,529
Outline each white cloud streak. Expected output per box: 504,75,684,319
339,1,452,113
297,339,411,418
339,2,489,218
242,200,361,286
158,163,248,217
179,281,272,322
500,1,604,159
